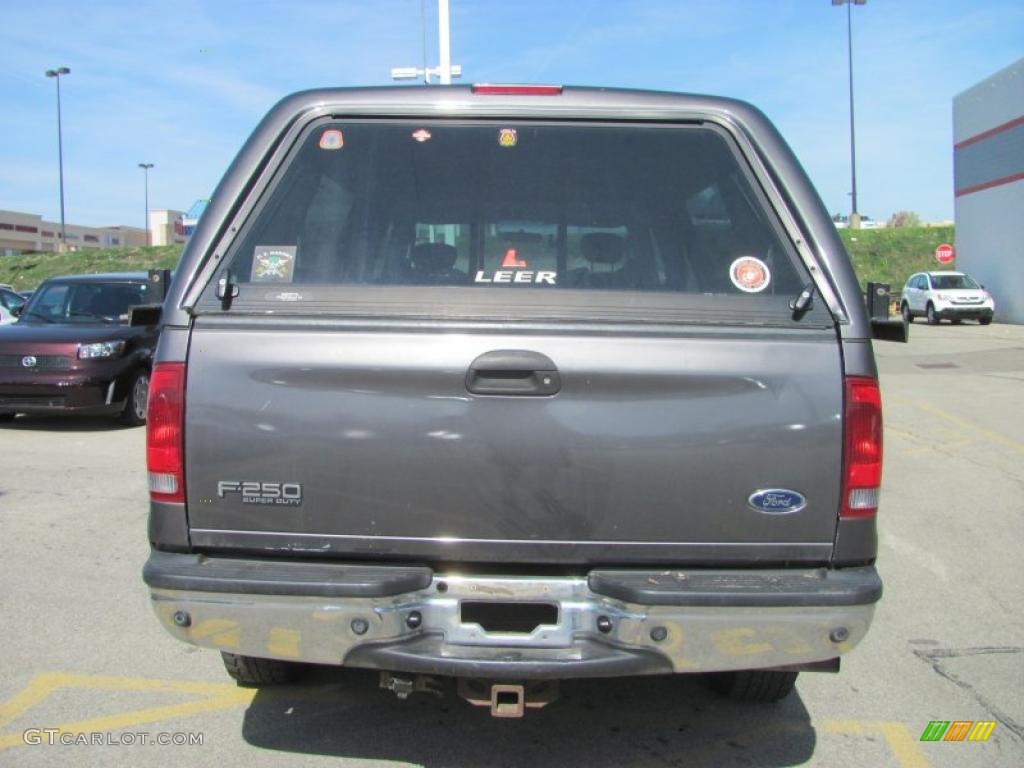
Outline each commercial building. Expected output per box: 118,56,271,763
0,209,146,256
148,209,188,247
953,57,1024,324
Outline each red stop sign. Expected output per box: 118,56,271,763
935,244,955,264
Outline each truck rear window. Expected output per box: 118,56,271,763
220,121,809,303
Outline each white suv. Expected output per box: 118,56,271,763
900,271,994,325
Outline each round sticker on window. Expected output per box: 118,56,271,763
729,257,771,293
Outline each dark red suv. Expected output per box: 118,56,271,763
0,272,162,425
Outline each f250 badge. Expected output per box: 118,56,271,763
747,489,806,515
217,481,303,506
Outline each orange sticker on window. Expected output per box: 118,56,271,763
729,257,771,293
501,248,528,268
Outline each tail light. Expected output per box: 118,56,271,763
147,362,186,503
471,84,563,95
841,376,882,518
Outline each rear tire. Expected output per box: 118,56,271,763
926,303,939,325
221,652,302,686
707,669,798,702
901,302,913,323
951,318,962,325
980,317,992,326
119,369,150,426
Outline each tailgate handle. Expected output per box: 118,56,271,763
466,350,561,396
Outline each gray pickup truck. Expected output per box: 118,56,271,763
143,85,891,716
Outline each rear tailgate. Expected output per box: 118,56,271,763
182,115,844,565
185,322,842,564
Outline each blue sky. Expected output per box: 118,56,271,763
2,0,1021,228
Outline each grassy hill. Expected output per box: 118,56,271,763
0,245,182,291
838,225,955,291
1,226,955,293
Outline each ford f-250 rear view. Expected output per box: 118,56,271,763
143,85,887,716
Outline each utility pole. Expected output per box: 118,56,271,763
391,0,461,84
832,0,866,228
138,163,154,246
45,67,71,251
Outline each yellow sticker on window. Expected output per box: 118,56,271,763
498,128,518,147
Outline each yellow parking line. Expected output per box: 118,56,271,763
33,672,242,696
0,671,244,727
888,393,1024,454
886,426,971,447
825,720,930,768
885,427,974,453
1,673,932,765
0,672,254,752
0,691,254,751
0,676,59,729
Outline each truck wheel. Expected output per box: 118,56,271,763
926,303,939,325
221,652,302,686
901,302,913,323
707,670,798,702
119,369,150,426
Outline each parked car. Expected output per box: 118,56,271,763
900,271,994,325
0,287,26,325
142,85,892,715
0,273,161,425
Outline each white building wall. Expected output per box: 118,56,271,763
953,58,1024,324
955,184,1024,324
149,210,187,247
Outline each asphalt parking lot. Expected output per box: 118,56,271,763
1,322,1021,768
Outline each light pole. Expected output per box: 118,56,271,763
45,67,71,251
138,163,154,246
391,0,462,84
438,0,452,85
833,0,866,228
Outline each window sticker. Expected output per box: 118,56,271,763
474,251,557,285
729,256,771,293
270,291,304,302
501,248,528,268
252,246,297,283
498,128,518,148
411,128,432,143
318,129,344,150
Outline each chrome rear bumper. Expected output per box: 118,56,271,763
145,553,880,679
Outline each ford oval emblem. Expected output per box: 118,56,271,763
22,355,37,368
748,489,807,515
